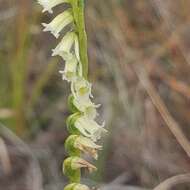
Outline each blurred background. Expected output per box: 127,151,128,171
0,0,190,189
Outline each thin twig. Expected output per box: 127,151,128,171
0,137,11,175
0,123,43,190
151,0,190,66
133,63,190,158
153,173,190,190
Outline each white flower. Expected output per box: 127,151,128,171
75,115,107,142
71,77,93,100
52,32,77,60
38,0,69,14
59,55,79,82
71,77,99,119
42,10,73,38
73,97,99,119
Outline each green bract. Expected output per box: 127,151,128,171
68,95,80,113
63,156,97,181
66,113,81,134
65,135,80,156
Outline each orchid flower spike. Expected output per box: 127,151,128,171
39,0,107,189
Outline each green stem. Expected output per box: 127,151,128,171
78,0,88,79
72,0,88,79
65,0,88,185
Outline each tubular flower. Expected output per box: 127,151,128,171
67,114,106,142
42,10,74,38
71,77,93,100
68,95,98,118
59,55,81,82
71,95,99,119
52,32,78,60
39,0,107,189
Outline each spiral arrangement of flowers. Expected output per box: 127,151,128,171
38,0,107,189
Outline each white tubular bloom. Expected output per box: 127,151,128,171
52,32,77,59
75,115,107,142
73,97,99,119
38,0,69,13
71,77,93,100
59,55,79,82
42,10,73,38
71,77,100,119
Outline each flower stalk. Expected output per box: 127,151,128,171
38,0,107,189
77,0,88,79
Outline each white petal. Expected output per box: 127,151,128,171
75,116,107,141
42,10,73,38
74,34,80,61
71,77,92,100
52,32,76,59
73,97,99,119
59,55,78,82
38,0,69,13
